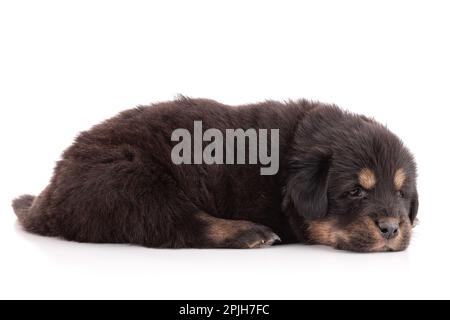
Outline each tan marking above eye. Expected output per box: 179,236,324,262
358,168,376,189
394,168,406,190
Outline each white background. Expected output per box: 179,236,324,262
0,0,449,299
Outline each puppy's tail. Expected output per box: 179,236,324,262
12,194,53,236
12,194,35,223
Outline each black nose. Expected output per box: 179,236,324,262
377,220,399,240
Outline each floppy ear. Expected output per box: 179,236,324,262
282,150,331,220
409,187,419,225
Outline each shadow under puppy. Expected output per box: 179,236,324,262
12,98,419,252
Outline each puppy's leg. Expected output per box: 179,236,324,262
196,212,281,248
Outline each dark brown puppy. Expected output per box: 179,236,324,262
12,98,418,252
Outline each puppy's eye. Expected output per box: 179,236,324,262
348,187,367,199
396,190,405,198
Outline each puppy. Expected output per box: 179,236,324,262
12,98,418,252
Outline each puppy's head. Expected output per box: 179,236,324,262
284,106,418,252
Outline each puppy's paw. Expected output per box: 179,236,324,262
196,212,281,249
227,225,281,249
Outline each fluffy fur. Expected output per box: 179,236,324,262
12,98,419,252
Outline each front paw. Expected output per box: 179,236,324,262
226,225,281,249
